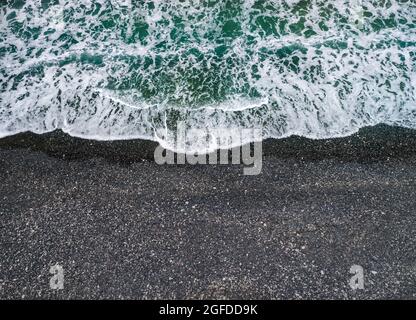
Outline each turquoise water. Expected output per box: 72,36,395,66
1,0,415,151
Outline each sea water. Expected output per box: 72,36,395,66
1,0,415,151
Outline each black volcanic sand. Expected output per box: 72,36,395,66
0,124,415,299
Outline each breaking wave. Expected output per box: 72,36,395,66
1,0,415,151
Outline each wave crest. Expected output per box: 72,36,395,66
1,0,415,151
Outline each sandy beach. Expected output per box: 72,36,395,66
0,125,415,299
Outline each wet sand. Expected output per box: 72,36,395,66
0,125,415,299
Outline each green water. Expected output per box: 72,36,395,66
1,0,415,150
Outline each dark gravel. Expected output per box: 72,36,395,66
0,125,415,299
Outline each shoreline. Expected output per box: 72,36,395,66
1,124,416,162
1,124,415,299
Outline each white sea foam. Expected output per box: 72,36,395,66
0,0,415,151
